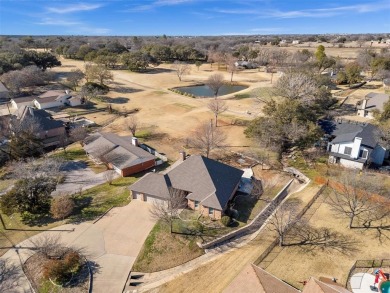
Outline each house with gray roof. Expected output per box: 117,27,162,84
322,120,388,169
357,92,389,119
83,132,156,177
129,154,244,219
10,96,36,109
13,106,66,147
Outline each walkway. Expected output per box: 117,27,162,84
0,200,156,293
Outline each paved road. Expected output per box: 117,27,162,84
1,200,156,293
52,161,119,196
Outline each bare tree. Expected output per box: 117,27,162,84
327,172,390,229
226,55,238,82
267,200,300,246
126,115,139,136
171,61,190,81
11,157,64,181
150,187,186,232
50,195,75,220
274,70,318,103
207,99,228,127
104,170,116,185
206,73,225,97
66,69,85,90
70,127,88,146
189,121,227,158
84,63,113,86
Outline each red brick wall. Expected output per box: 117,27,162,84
121,159,155,177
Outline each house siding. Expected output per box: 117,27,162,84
34,100,62,109
339,158,364,169
120,159,155,177
371,145,386,165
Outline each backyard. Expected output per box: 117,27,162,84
132,168,292,273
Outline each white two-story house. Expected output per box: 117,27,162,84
326,121,388,170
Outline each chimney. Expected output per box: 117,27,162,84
179,151,186,161
131,137,138,147
361,98,368,110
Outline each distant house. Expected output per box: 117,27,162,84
234,60,258,69
34,90,82,109
224,263,351,293
14,106,66,147
357,92,389,119
129,154,244,219
10,96,36,109
322,120,388,169
83,132,156,177
0,81,9,101
292,40,300,45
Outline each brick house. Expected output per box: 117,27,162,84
14,106,66,147
129,154,244,219
83,132,156,177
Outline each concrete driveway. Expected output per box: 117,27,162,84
52,161,119,196
1,200,156,293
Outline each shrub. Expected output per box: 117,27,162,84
50,195,75,220
83,82,109,94
221,216,231,227
42,250,81,283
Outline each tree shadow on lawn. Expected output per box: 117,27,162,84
98,96,130,104
142,68,175,74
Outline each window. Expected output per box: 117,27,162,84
359,149,368,159
208,207,214,216
194,201,199,208
344,147,352,155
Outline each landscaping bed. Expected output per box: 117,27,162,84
24,253,89,293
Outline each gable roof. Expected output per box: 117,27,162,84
129,173,171,199
223,264,299,293
320,120,378,149
15,106,64,131
11,96,36,104
363,92,389,112
38,90,66,99
83,132,155,170
302,278,351,293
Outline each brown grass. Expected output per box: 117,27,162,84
261,188,390,290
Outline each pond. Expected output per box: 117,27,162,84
175,84,248,97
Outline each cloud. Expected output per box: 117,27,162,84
46,3,103,14
126,0,194,12
214,1,390,18
37,18,82,26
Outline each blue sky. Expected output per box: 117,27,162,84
1,0,389,36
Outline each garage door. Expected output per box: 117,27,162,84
145,195,166,206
